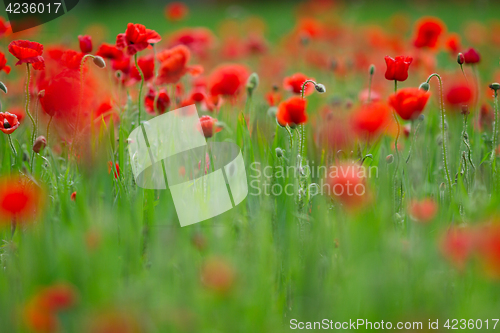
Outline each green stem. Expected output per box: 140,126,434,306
393,80,401,213
426,73,452,200
7,134,17,161
46,116,53,144
30,97,40,173
492,90,499,192
368,73,373,102
135,53,145,125
24,64,36,171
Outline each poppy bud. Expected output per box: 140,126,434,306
246,72,259,96
70,191,76,201
419,82,430,91
276,147,284,158
272,84,279,92
386,154,394,164
92,56,106,69
267,106,277,118
38,90,45,98
32,136,47,153
461,105,470,115
0,81,7,94
314,83,326,93
369,64,375,76
439,182,446,191
457,53,465,65
489,83,500,91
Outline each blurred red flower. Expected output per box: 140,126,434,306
0,176,44,223
8,40,45,70
78,35,92,54
283,73,315,96
463,47,481,64
156,45,202,85
59,50,84,70
70,192,76,201
389,88,430,120
25,283,77,333
446,84,472,106
130,56,155,82
208,64,249,97
384,56,413,82
409,198,437,223
201,257,235,293
0,17,11,38
8,107,24,122
351,101,391,136
445,33,461,53
169,27,215,59
413,17,445,49
440,227,475,271
96,43,123,60
111,56,131,75
145,87,170,115
476,225,500,278
165,2,189,22
198,115,221,138
108,162,120,179
0,51,11,74
326,162,369,209
116,23,161,56
276,96,307,127
0,112,20,134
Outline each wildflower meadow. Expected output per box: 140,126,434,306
1,0,500,331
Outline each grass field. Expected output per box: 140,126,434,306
1,0,500,332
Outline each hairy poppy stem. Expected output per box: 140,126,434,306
393,80,401,213
135,54,145,126
30,96,40,173
24,64,36,171
7,134,17,161
426,73,452,200
491,88,499,191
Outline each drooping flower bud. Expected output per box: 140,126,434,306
32,136,47,153
314,83,326,93
38,90,45,98
386,154,394,164
276,147,284,158
92,56,106,69
457,53,465,65
461,105,470,115
246,72,259,96
419,82,430,91
0,81,7,94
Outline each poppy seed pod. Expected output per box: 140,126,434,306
419,82,430,91
457,53,465,65
32,136,47,153
489,83,500,91
93,56,106,69
246,72,259,96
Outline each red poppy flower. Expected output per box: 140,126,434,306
111,56,131,75
409,198,437,223
199,115,221,138
266,90,282,106
165,2,189,21
70,192,76,201
326,162,369,208
108,162,120,178
8,40,45,70
446,84,472,106
476,225,500,278
384,56,413,82
0,17,11,38
169,27,215,59
463,47,481,64
445,33,461,53
25,283,77,333
59,50,84,70
40,71,81,117
130,56,155,82
283,73,315,95
0,52,11,74
78,35,92,54
276,96,307,127
208,64,249,97
351,101,391,136
116,23,161,56
145,87,170,115
156,45,202,85
389,88,431,120
96,43,123,60
9,107,24,123
413,17,445,49
201,257,235,293
440,227,475,270
94,101,118,124
0,112,20,134
0,176,43,223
